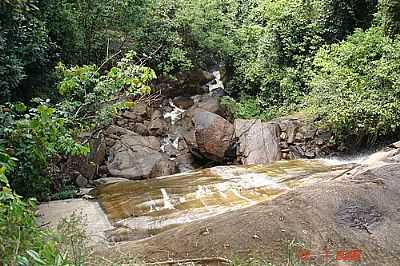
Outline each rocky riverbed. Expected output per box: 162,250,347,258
56,69,338,189
37,69,400,265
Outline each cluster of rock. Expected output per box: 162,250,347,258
61,70,337,187
273,117,336,160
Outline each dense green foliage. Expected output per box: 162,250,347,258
0,149,90,265
382,0,400,37
2,0,400,263
0,0,56,102
307,26,400,143
0,52,153,199
56,51,155,128
1,102,89,199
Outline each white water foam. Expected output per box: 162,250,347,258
204,70,225,95
317,149,389,168
210,166,284,190
163,99,185,125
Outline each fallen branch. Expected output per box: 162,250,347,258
145,257,232,265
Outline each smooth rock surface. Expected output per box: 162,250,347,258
38,199,112,247
107,134,163,179
93,177,130,186
235,119,281,165
192,111,234,162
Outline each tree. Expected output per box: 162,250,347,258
382,0,400,37
0,0,56,102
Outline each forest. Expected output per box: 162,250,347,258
1,0,400,264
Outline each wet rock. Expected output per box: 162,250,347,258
93,177,130,186
76,174,89,188
235,119,281,165
192,111,234,162
148,110,168,136
107,135,163,179
151,159,177,177
173,96,194,110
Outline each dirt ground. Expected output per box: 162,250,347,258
97,148,400,265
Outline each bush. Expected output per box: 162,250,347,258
0,0,56,102
56,51,155,128
306,26,400,143
1,101,89,199
0,149,75,265
227,0,377,107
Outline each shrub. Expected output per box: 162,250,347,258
0,149,65,265
0,0,56,102
56,51,156,128
306,26,400,143
1,101,89,199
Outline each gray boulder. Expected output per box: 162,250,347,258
235,119,281,165
107,134,163,179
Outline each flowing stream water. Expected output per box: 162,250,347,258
96,159,358,241
94,69,395,242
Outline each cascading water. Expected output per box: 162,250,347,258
96,159,356,241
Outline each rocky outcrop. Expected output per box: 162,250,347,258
235,119,281,165
60,68,345,188
192,111,234,162
107,134,165,179
148,110,168,137
275,117,335,160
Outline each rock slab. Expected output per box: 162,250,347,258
235,119,281,164
107,134,163,179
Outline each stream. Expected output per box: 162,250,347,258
95,159,357,241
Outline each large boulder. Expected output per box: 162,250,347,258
235,119,281,165
107,134,164,179
189,95,227,118
192,111,234,162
